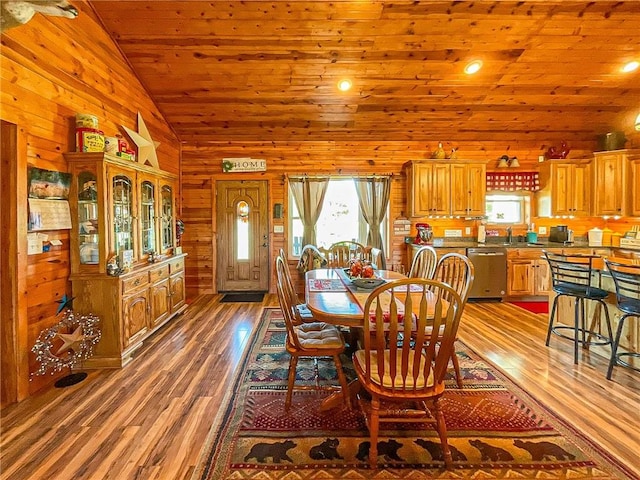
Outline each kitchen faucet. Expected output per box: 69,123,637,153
506,227,513,244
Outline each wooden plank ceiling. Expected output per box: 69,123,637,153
90,1,640,144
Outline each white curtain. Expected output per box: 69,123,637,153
289,177,329,246
354,177,390,267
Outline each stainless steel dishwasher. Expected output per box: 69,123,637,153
466,247,507,300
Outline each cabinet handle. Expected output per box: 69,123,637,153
134,279,140,286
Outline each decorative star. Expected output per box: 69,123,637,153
56,294,75,314
55,326,84,355
121,112,160,168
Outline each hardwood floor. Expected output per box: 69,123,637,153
1,296,638,480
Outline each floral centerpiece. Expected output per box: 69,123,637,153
346,259,385,289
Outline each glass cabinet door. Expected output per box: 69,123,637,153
140,180,156,256
161,185,174,252
113,174,134,261
77,171,99,264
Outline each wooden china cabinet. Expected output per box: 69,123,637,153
65,152,187,368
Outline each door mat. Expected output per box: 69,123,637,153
191,308,632,480
510,301,549,314
220,293,265,303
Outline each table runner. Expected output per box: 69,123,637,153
307,278,347,292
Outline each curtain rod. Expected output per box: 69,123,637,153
288,173,394,179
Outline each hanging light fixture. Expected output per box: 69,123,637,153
635,112,640,131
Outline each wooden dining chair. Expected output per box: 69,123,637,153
354,278,463,468
408,245,438,278
326,241,365,268
361,246,386,270
275,255,351,411
278,249,314,324
431,253,475,388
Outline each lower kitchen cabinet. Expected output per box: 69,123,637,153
70,253,188,368
507,248,559,297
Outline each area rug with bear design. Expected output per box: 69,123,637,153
192,308,632,480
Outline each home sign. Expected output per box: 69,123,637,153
222,158,267,173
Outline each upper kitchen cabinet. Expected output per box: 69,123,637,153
592,150,628,216
537,159,590,217
450,162,486,216
406,161,451,216
630,154,640,217
406,160,486,217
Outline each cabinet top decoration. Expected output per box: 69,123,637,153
121,112,160,169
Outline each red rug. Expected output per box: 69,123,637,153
510,301,549,314
192,308,631,480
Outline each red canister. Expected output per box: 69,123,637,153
76,128,105,152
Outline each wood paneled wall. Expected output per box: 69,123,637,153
0,0,180,400
181,139,638,297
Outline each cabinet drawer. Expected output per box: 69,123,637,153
149,265,170,283
122,272,149,293
170,257,184,273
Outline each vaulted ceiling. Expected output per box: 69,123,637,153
90,1,640,144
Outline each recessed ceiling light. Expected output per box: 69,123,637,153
464,60,483,75
337,79,352,91
622,61,639,73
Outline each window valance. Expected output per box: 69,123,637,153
486,172,540,192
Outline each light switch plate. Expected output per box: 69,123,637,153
465,227,471,235
274,225,284,233
539,226,547,235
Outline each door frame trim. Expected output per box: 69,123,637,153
211,174,276,294
1,121,29,406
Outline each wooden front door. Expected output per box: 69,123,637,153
216,180,269,292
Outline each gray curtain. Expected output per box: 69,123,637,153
354,177,390,266
289,177,329,246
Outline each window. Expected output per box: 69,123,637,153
485,192,531,225
236,201,249,260
289,179,387,257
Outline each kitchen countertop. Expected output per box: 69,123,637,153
409,238,629,250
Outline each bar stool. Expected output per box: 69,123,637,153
543,251,613,365
603,259,640,380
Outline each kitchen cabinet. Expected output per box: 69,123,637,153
65,152,187,368
537,159,590,217
507,248,560,297
592,150,628,216
406,160,486,217
406,161,451,216
627,153,640,216
450,162,486,216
